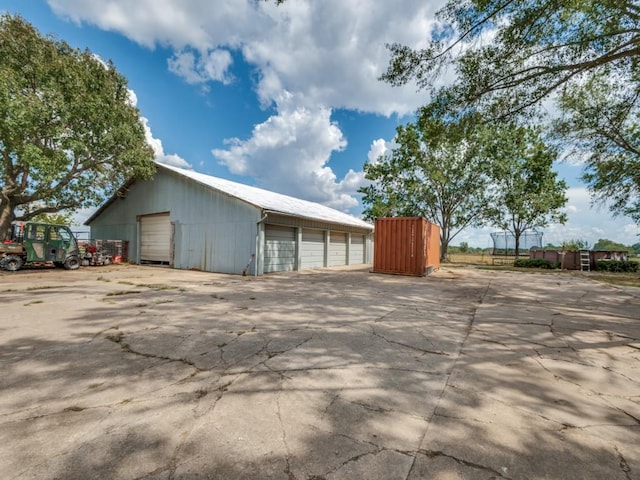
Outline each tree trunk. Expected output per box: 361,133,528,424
514,232,521,258
0,201,16,242
440,229,449,263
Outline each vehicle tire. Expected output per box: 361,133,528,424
1,254,24,272
63,256,81,270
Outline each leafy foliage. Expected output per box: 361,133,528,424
556,73,640,222
593,238,632,251
381,1,640,224
359,114,492,260
561,239,590,250
483,123,568,255
595,260,639,272
514,258,560,269
382,0,640,119
0,14,155,240
30,211,74,225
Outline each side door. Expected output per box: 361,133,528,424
46,226,76,262
24,224,47,262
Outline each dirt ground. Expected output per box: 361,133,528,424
1,264,639,479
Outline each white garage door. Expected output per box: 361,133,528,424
350,235,365,264
301,229,325,269
140,213,171,264
264,225,296,273
328,231,347,267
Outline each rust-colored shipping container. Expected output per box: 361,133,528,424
373,217,440,276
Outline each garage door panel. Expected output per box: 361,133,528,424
350,235,365,264
264,225,296,273
301,229,324,269
328,232,347,267
140,214,171,263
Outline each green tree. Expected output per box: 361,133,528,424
593,238,631,251
631,242,640,255
556,73,640,222
0,14,155,240
561,239,590,251
381,1,639,226
484,124,568,256
381,0,640,119
359,114,492,261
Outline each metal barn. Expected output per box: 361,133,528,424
85,163,374,275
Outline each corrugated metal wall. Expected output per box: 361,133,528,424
425,220,441,271
89,171,261,275
264,214,374,271
89,173,374,275
373,217,440,276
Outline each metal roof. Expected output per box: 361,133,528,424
157,163,373,230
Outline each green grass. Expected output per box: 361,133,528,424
576,272,640,288
106,290,142,297
24,299,44,306
475,265,640,287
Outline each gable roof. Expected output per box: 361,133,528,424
86,162,373,230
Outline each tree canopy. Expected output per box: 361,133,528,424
482,123,568,255
556,73,640,222
381,0,639,224
382,0,640,118
0,14,155,240
593,238,633,252
359,114,493,261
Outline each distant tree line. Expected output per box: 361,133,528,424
450,238,640,256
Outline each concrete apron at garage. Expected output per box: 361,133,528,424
0,265,638,479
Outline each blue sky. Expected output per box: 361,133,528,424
3,0,639,247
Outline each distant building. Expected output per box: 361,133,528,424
86,163,373,275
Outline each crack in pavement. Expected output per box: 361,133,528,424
275,375,296,480
615,445,633,480
369,326,450,356
105,331,202,373
403,278,493,479
417,449,514,479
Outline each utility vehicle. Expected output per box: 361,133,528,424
0,222,81,272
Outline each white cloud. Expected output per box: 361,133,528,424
212,92,363,210
367,138,394,164
45,0,450,211
46,0,442,116
168,49,234,85
142,116,192,169
126,89,191,169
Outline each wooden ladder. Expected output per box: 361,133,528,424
579,250,591,271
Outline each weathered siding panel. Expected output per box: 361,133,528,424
89,171,261,275
265,214,371,235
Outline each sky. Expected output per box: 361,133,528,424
2,0,639,248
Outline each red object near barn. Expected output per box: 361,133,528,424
373,217,440,276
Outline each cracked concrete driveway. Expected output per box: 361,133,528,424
1,264,639,479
